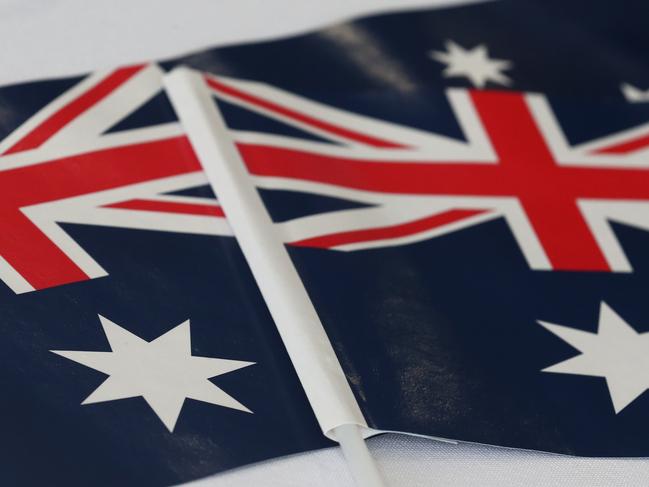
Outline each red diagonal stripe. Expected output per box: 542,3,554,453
104,198,224,217
206,76,406,149
0,136,201,290
290,209,486,249
0,210,90,289
4,65,145,155
594,132,649,154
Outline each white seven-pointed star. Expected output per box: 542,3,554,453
52,315,255,432
429,40,513,88
539,302,649,413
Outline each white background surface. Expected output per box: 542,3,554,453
1,1,647,485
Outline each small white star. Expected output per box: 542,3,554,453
539,302,649,413
621,83,649,103
53,315,254,432
430,40,513,88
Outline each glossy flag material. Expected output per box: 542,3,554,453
1,1,649,485
184,0,649,457
0,66,329,486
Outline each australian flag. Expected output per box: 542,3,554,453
1,0,649,485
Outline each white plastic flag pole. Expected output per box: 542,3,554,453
335,424,386,487
164,67,386,487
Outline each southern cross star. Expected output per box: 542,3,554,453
429,40,513,88
539,302,649,413
52,315,254,432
